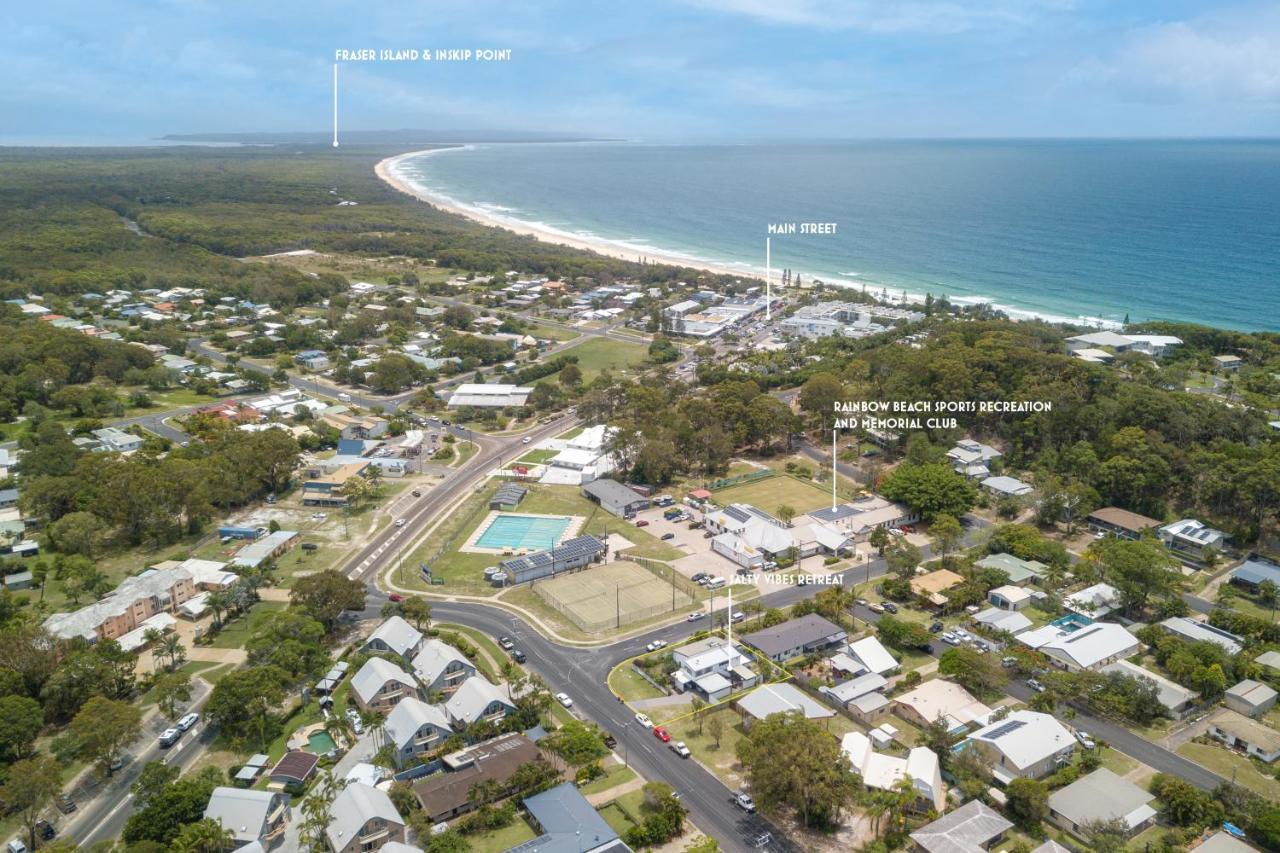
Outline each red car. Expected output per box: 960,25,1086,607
635,520,650,527
653,726,671,742
388,593,404,602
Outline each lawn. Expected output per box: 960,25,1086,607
1100,746,1140,776
579,764,638,795
597,802,637,836
1176,742,1280,797
461,819,538,853
517,448,558,464
609,663,667,703
526,322,580,342
206,600,288,649
540,337,649,384
666,708,748,788
435,622,507,680
711,474,834,516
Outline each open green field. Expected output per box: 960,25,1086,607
579,763,638,795
462,819,538,853
401,483,685,595
1177,742,1280,797
525,321,581,342
541,337,649,384
711,474,834,516
666,708,749,788
609,661,667,703
206,600,288,649
517,448,558,464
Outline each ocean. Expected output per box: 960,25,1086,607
394,140,1280,332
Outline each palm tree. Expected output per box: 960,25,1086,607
171,818,234,853
206,590,230,630
144,627,164,668
158,634,186,671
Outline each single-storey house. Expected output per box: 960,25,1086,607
1230,556,1280,594
738,683,836,723
981,476,1034,498
1048,768,1156,840
1209,709,1280,763
1101,660,1196,719
973,608,1032,636
841,732,946,813
988,584,1032,611
910,800,1012,853
910,569,965,608
845,636,899,676
893,679,993,733
1039,622,1140,672
1064,582,1121,618
1159,617,1243,656
1087,507,1160,540
965,710,1077,783
1226,679,1278,718
976,552,1048,586
741,613,847,662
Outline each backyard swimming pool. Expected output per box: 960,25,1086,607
474,514,573,551
307,731,337,755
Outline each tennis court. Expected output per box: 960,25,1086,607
535,561,696,633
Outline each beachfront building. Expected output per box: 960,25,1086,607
43,565,197,643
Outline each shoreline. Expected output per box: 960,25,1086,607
375,148,1121,329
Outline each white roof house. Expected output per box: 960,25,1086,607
325,782,405,852
411,638,476,692
203,787,290,846
841,732,945,812
1064,582,1121,618
846,636,899,676
1101,660,1196,716
351,657,419,707
1048,768,1157,839
822,673,889,706
973,608,1032,635
1039,622,1140,672
966,710,1076,782
893,679,993,733
363,616,425,661
383,697,453,754
444,676,516,727
981,476,1034,497
447,383,533,408
1159,616,1243,655
737,683,835,722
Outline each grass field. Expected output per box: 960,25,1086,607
535,561,696,632
667,708,749,788
711,474,833,516
1177,742,1280,797
517,448,558,464
206,600,288,649
541,337,649,384
579,764,638,795
462,819,538,853
609,663,668,703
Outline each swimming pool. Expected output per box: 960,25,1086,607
307,731,337,755
475,514,572,551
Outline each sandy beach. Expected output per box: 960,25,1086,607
375,149,757,279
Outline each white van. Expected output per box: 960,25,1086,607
337,392,352,403
705,576,726,590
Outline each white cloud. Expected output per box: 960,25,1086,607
1076,5,1280,106
682,0,1073,34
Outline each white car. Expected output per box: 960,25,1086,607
522,437,531,444
670,741,691,758
177,712,200,731
158,727,181,748
635,712,653,728
646,640,667,652
686,611,705,622
311,512,328,520
555,692,574,708
395,518,407,527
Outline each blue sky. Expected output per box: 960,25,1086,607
4,0,1279,142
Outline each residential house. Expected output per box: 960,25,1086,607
351,658,420,714
294,349,330,370
578,478,650,518
1195,832,1258,853
325,782,406,853
1214,354,1243,372
1048,768,1157,840
412,639,477,696
384,697,453,768
1159,519,1229,561
947,439,1003,480
411,733,542,823
1209,709,1280,763
1230,556,1280,594
1087,507,1160,540
362,616,426,664
737,683,836,723
965,710,1077,783
91,427,143,453
519,782,622,853
910,800,1012,853
893,679,993,734
842,732,945,813
1226,680,1278,718
973,608,1032,636
910,569,965,608
444,676,516,728
203,787,290,849
821,674,890,721
1101,660,1196,719
845,636,899,676
741,614,847,662
1039,622,1140,672
302,462,369,506
1064,582,1121,618
988,585,1032,611
1159,617,1243,655
670,637,758,702
981,476,1034,498
976,552,1047,586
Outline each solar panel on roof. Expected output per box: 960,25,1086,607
983,719,1027,739
724,505,752,523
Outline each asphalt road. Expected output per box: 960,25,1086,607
66,678,215,846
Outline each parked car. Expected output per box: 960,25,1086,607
8,839,28,853
730,611,745,623
734,791,756,813
653,726,672,743
498,636,515,650
660,533,676,541
1027,678,1046,693
351,717,365,735
522,437,531,444
856,598,869,607
1074,730,1096,749
411,489,422,497
691,572,708,583
635,713,654,728
941,632,959,645
35,820,55,840
54,795,76,815
929,621,944,633
671,741,691,758
555,692,574,708
1001,656,1019,668
511,650,527,663
868,602,885,614
686,612,705,622
882,602,899,614
646,640,667,652
603,732,617,748
159,728,181,748
635,520,650,527
388,593,403,603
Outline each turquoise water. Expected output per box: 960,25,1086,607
307,731,336,754
476,514,571,551
396,140,1280,331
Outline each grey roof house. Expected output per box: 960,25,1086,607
325,782,406,853
445,676,516,728
1048,768,1156,840
362,616,425,663
411,639,476,696
203,787,290,848
741,613,847,662
910,799,1012,853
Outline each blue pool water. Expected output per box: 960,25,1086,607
476,514,572,551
